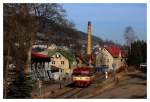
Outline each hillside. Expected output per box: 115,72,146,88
37,17,117,52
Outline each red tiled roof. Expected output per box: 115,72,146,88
32,51,50,59
105,46,123,58
121,51,126,58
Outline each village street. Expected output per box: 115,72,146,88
32,69,147,99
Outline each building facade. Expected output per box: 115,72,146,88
96,46,126,70
48,51,76,74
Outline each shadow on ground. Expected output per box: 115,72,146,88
130,94,147,99
124,73,147,80
66,83,88,88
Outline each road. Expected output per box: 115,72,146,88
92,70,147,98
32,70,147,99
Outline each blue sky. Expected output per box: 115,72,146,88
62,3,147,45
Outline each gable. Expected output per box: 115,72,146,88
104,46,122,58
48,50,76,66
51,52,67,60
103,48,114,59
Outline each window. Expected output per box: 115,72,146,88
107,59,109,62
61,61,64,65
55,54,61,58
52,61,55,64
121,59,123,62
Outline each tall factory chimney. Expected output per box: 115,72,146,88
87,21,92,66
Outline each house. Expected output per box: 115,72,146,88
48,44,57,50
95,46,126,70
48,44,69,51
31,50,76,80
75,54,89,67
32,44,48,49
31,50,72,81
48,50,76,74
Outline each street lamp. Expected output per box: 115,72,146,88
37,78,42,97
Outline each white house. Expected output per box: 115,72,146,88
96,46,126,70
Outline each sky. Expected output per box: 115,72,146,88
62,3,147,45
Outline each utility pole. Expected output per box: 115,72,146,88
112,63,116,81
59,69,62,89
38,78,42,97
112,63,119,84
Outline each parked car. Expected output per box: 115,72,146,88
139,63,147,72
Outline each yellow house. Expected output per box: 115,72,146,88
48,50,76,74
96,46,126,70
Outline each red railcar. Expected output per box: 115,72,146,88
72,67,95,86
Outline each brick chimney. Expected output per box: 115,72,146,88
87,21,92,66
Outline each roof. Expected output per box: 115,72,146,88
32,47,45,52
32,50,75,66
39,50,49,55
121,51,126,58
48,50,75,62
104,46,123,58
31,51,50,59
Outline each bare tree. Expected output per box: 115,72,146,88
124,26,137,50
4,3,74,98
4,4,39,98
34,4,74,28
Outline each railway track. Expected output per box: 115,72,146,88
92,73,105,85
64,88,83,98
68,74,105,98
51,87,83,98
54,73,105,98
44,73,106,98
